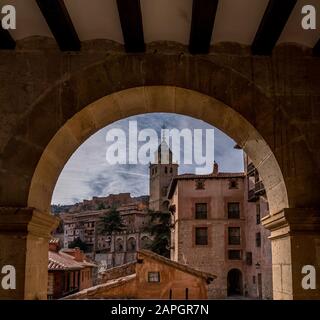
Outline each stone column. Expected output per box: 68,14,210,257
0,208,59,300
262,208,320,300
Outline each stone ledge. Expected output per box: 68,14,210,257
262,208,320,237
9,36,314,57
0,207,59,237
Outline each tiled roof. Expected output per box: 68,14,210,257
48,251,83,271
48,249,97,271
49,238,60,244
64,274,137,299
60,250,97,268
138,250,216,281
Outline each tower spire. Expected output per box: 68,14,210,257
161,123,167,142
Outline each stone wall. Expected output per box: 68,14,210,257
99,261,136,284
0,38,319,215
1,38,320,300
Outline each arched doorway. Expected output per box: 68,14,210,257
0,40,318,300
23,86,289,300
227,269,243,297
3,81,318,300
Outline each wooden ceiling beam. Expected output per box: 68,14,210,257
116,0,145,53
36,0,81,51
313,39,320,56
0,28,15,49
251,0,297,55
189,0,219,54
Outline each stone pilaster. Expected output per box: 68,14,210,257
262,208,320,300
0,207,59,300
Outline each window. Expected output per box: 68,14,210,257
165,167,168,174
170,167,173,173
162,186,168,197
228,250,242,260
195,227,208,245
127,238,136,252
228,202,240,219
228,227,241,245
148,272,160,283
115,238,124,252
246,252,253,265
256,232,261,247
195,179,205,190
229,179,238,189
195,203,208,219
256,203,261,224
253,276,256,284
141,236,152,249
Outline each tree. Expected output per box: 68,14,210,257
97,202,106,210
100,206,125,235
68,237,87,252
144,209,172,258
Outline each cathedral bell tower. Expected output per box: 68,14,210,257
149,138,178,211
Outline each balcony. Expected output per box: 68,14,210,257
248,189,258,202
248,181,266,202
255,180,265,195
247,162,256,176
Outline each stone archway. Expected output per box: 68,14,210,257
28,86,288,216
25,86,291,300
1,46,320,300
227,269,243,296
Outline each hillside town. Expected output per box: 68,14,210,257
49,142,272,300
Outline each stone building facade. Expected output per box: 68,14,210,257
244,155,273,299
62,210,104,255
61,198,153,269
167,161,272,299
96,202,153,268
96,230,153,270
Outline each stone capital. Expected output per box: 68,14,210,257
0,207,59,238
262,208,320,239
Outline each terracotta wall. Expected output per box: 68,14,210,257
135,254,208,299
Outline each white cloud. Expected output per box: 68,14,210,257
52,113,244,205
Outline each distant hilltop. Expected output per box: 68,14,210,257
51,193,149,214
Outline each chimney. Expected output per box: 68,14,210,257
49,239,60,252
74,247,84,262
213,162,219,174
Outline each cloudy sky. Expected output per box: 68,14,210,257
52,113,244,205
